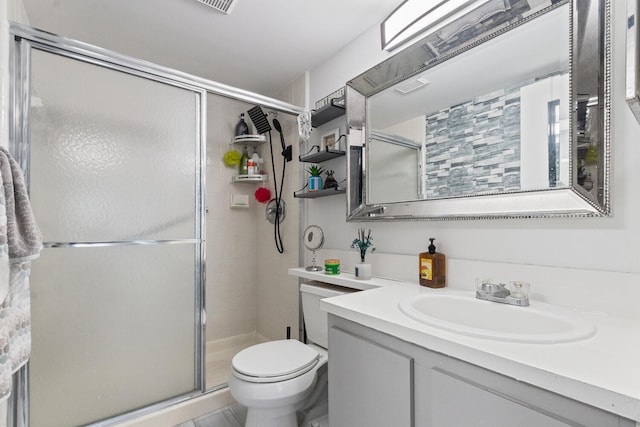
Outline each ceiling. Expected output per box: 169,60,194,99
22,0,401,98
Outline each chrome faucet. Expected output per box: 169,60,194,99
475,279,530,307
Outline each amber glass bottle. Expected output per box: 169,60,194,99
419,238,446,288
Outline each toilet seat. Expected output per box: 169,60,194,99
232,339,320,383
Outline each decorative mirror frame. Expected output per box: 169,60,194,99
346,0,611,221
627,0,640,123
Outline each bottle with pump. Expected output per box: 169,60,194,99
419,238,446,288
235,113,250,137
250,148,261,175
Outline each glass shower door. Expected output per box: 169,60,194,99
22,47,205,426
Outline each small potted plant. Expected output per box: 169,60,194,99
351,228,375,280
307,164,325,192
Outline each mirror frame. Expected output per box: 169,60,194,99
627,0,640,123
346,0,611,221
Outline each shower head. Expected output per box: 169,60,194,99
272,117,282,133
272,118,292,162
247,106,272,134
272,118,285,149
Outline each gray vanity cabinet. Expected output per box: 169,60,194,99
329,327,414,427
328,314,634,427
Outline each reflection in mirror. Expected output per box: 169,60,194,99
347,0,610,220
369,5,570,203
369,129,422,203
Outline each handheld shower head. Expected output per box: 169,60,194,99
247,105,272,134
272,118,292,162
272,118,285,150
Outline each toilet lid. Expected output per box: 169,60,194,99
232,339,319,380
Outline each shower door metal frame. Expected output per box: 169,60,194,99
9,24,210,427
8,20,304,426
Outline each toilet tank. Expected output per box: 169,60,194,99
300,282,355,349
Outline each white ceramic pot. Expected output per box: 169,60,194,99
355,262,371,280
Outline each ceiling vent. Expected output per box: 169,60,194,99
196,0,237,14
395,76,430,94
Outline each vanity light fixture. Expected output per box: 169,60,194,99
381,0,492,51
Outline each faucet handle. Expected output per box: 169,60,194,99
476,277,492,292
476,278,510,297
508,281,530,299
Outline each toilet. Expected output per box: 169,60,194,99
229,282,351,427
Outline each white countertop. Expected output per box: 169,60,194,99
289,267,640,422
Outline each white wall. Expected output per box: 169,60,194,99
205,75,304,344
1,0,29,150
307,2,640,278
255,74,305,342
206,95,261,343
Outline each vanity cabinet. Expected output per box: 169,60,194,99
328,315,635,427
329,327,413,426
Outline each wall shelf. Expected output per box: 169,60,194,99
299,148,346,163
231,174,268,183
312,99,345,127
294,187,346,199
232,135,266,147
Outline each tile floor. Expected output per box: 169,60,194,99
175,403,330,427
175,403,247,427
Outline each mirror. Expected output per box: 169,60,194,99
347,0,611,220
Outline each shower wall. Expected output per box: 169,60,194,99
204,72,304,363
205,95,260,343
255,76,305,341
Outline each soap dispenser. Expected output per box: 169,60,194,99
419,238,446,288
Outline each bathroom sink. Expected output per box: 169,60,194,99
398,292,596,344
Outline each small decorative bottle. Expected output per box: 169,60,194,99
235,113,250,137
419,238,446,288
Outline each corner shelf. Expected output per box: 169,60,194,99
299,148,346,163
311,99,345,128
294,187,346,199
231,174,268,183
232,135,266,147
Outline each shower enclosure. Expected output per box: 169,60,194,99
11,28,206,427
9,22,303,427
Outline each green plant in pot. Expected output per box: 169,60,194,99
307,164,325,192
351,228,375,280
351,228,375,263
